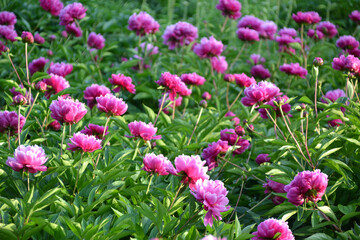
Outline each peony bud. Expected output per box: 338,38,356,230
199,100,208,108
235,125,245,136
313,57,324,67
21,32,34,44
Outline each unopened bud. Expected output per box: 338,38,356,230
21,32,34,44
235,125,245,136
36,81,47,92
13,95,27,105
313,57,323,67
199,100,207,108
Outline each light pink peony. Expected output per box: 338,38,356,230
0,111,25,135
156,72,192,101
201,235,227,240
241,81,280,106
349,10,360,23
0,11,16,27
59,2,87,26
193,36,224,58
49,97,87,124
336,35,359,50
80,123,108,139
41,74,70,99
109,74,136,94
236,27,259,42
316,21,337,38
292,11,321,24
83,84,111,109
87,32,105,50
126,121,161,141
284,169,328,206
142,153,170,175
0,25,17,42
162,21,198,49
6,145,48,173
211,56,228,73
29,57,49,75
252,218,294,240
39,0,64,16
65,23,82,37
255,153,270,165
216,0,242,19
237,15,263,31
96,94,128,116
250,64,272,80
263,179,286,205
181,73,206,86
234,73,256,87
279,63,308,78
67,132,102,152
47,62,73,77
128,12,159,36
191,179,230,227
201,140,230,170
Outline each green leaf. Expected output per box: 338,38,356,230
30,72,50,83
317,206,338,223
304,233,333,240
299,96,314,105
143,104,156,122
318,147,342,160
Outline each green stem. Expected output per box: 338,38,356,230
229,89,243,110
172,99,176,120
229,43,246,70
25,92,39,120
226,83,230,110
73,153,84,195
187,107,203,145
146,174,154,194
169,183,184,210
238,193,272,219
18,105,21,146
132,140,141,160
7,53,24,88
25,43,30,85
220,16,228,33
314,67,319,118
27,171,30,191
154,91,167,126
60,124,66,157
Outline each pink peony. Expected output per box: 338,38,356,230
250,64,272,79
67,132,102,152
34,33,45,44
332,54,360,74
255,153,270,165
263,179,286,205
216,0,242,19
0,40,7,55
259,20,277,40
88,32,105,50
49,97,87,124
39,0,64,16
181,73,206,86
307,29,324,40
0,25,17,42
142,153,170,175
96,94,128,116
279,63,308,78
65,23,82,37
225,111,240,125
0,111,25,135
47,62,73,77
316,21,337,38
201,235,227,240
202,140,230,170
237,15,263,31
258,95,291,119
336,35,359,50
0,11,16,27
252,218,294,240
211,56,228,73
278,27,297,37
61,30,68,38
349,10,360,23
241,81,280,107
167,155,209,190
128,12,159,36
41,74,70,99
321,89,346,103
236,27,259,42
234,73,256,87
202,92,212,100
108,74,136,94
80,123,108,139
83,84,111,109
191,179,230,227
126,121,161,141
48,120,61,131
193,36,224,58
220,129,250,155
59,2,87,26
156,72,192,101
224,74,236,82
284,169,328,206
162,21,198,50
248,54,265,65
292,11,321,24
21,31,34,44
6,145,48,173
29,57,49,75
328,118,343,127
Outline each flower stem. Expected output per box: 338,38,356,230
220,16,228,33
60,124,66,157
172,99,176,120
226,83,230,110
169,183,184,210
154,91,167,126
229,43,246,70
73,153,84,195
239,193,272,219
132,139,141,160
25,92,39,121
102,116,110,142
146,174,154,194
314,66,319,118
27,171,30,191
229,89,243,110
18,105,21,146
7,130,11,150
7,52,24,88
227,179,245,223
25,43,30,85
187,107,203,145
69,124,72,137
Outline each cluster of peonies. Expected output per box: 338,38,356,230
332,54,360,76
275,27,301,54
162,21,198,50
224,73,256,87
308,21,337,40
292,11,321,24
0,11,18,43
236,15,277,42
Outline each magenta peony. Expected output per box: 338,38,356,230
29,57,49,75
237,15,263,31
349,10,360,23
216,0,242,19
316,21,337,38
34,33,45,44
67,132,102,152
193,36,224,58
65,23,83,37
181,73,206,86
47,62,73,77
49,97,87,124
255,153,271,165
41,74,70,99
252,218,295,240
241,81,280,107
87,32,105,50
0,11,17,27
278,27,297,37
6,145,48,173
307,29,324,40
211,56,228,73
142,153,170,175
259,20,277,39
162,21,198,49
108,74,136,94
249,54,265,65
250,64,272,79
126,121,161,141
0,111,26,135
48,120,61,131
96,94,128,116
39,0,63,16
0,25,18,42
80,123,108,139
83,84,111,109
156,72,192,101
202,92,212,100
279,63,308,78
128,12,159,36
234,73,256,87
201,140,230,170
292,11,321,24
336,35,359,50
236,27,259,42
21,32,34,44
263,179,286,205
59,2,87,26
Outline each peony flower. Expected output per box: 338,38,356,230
258,95,291,119
307,29,324,40
255,153,270,165
156,72,192,101
61,30,68,38
336,35,359,50
0,111,26,135
202,140,230,170
65,23,82,37
349,10,360,23
162,21,198,49
48,120,61,131
167,155,209,190
47,62,73,77
252,218,295,240
321,89,346,103
142,153,170,175
96,94,128,116
67,132,102,152
80,123,108,139
328,118,343,127
201,235,227,240
250,64,272,79
49,97,87,124
284,169,328,206
87,32,105,50
224,74,236,82
21,32,34,44
220,129,250,155
0,25,17,42
34,33,45,44
237,15,263,31
128,11,159,36
332,54,360,75
0,11,16,27
279,63,308,78
263,179,286,205
181,73,206,86
6,145,48,173
259,20,277,40
202,92,212,100
29,57,49,75
316,21,337,38
83,84,111,109
108,74,136,94
59,2,87,26
241,81,280,107
248,54,265,65
234,73,256,87
126,121,161,141
236,27,259,42
191,179,230,227
216,0,242,19
39,0,64,16
211,56,228,73
278,27,297,37
193,36,224,58
0,40,7,55
225,111,240,125
292,11,321,24
41,74,70,99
